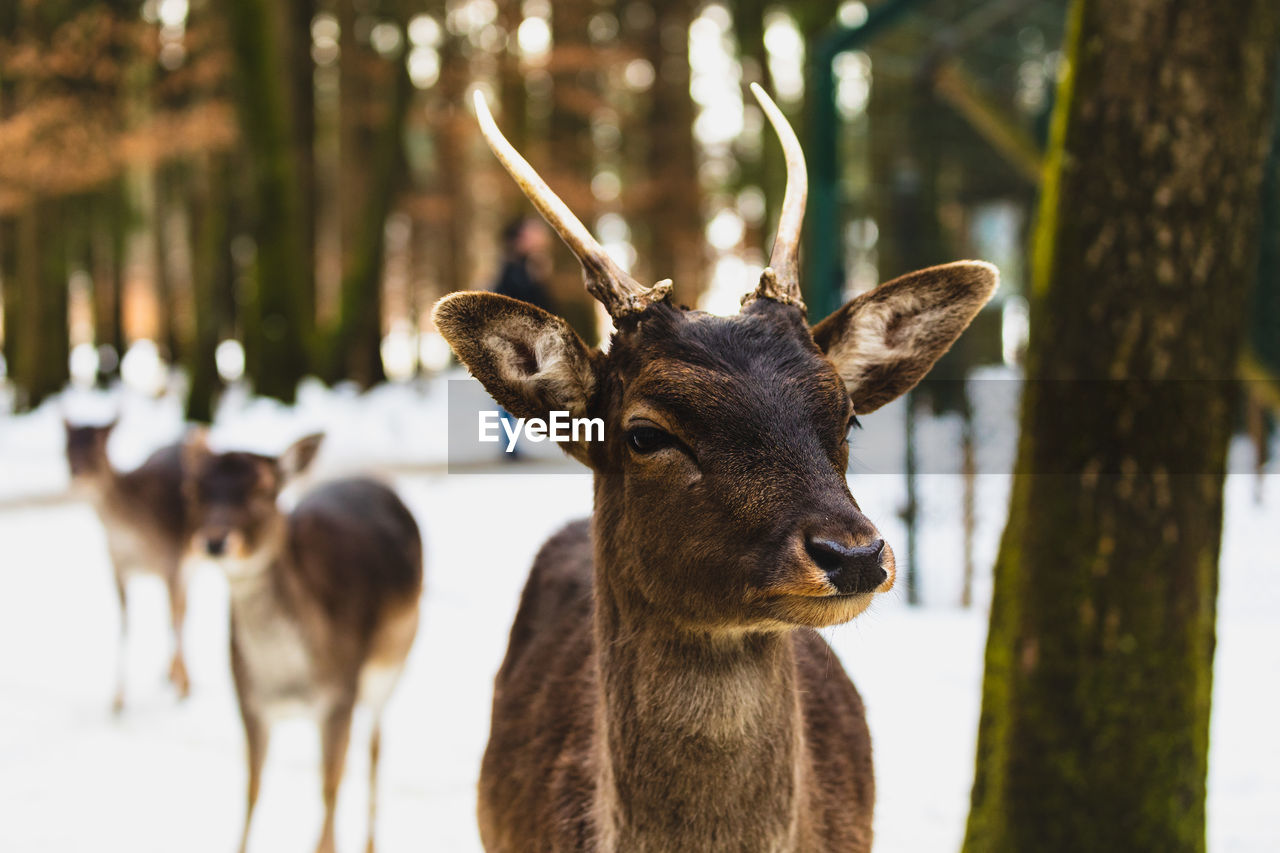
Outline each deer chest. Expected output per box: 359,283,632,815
230,593,324,717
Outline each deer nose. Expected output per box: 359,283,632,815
206,535,228,557
804,536,886,595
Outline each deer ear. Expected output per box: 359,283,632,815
812,261,998,414
433,292,597,425
279,433,324,480
182,427,211,475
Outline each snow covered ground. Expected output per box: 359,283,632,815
0,377,1276,852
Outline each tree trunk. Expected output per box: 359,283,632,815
963,3,1279,852
433,29,472,296
641,1,701,307
13,199,69,409
733,0,784,256
185,155,229,423
223,0,313,402
547,0,599,342
331,34,413,387
90,183,127,384
152,164,180,363
1,217,16,385
289,0,316,329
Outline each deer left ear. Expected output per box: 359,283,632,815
432,291,597,422
812,261,998,414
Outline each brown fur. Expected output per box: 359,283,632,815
435,259,995,852
184,436,423,853
65,422,192,711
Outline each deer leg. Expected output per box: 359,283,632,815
317,700,355,853
111,569,128,715
165,569,190,699
239,712,269,853
366,721,382,853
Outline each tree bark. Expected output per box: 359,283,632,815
963,3,1279,852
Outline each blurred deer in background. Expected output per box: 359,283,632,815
434,86,997,852
183,433,423,853
64,420,192,712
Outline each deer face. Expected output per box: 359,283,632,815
591,301,891,629
182,433,322,577
64,420,115,484
434,87,997,631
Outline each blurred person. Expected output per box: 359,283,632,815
491,218,557,460
493,217,557,314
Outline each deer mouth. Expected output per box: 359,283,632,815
765,591,879,628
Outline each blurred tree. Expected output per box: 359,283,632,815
185,153,229,423
329,1,414,387
639,0,701,306
731,0,784,254
547,0,600,342
223,0,313,402
88,183,127,385
290,0,317,324
429,4,473,312
964,3,1280,852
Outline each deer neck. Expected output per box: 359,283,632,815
590,528,807,852
79,466,123,510
223,518,291,615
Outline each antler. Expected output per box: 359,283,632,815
744,83,806,311
473,90,672,319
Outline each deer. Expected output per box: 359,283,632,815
64,419,193,712
432,85,997,853
181,432,423,853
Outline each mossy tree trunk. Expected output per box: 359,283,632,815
963,2,1279,852
223,0,313,402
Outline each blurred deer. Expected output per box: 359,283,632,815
434,86,997,852
183,433,423,853
64,420,192,712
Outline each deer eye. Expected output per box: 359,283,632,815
626,426,674,455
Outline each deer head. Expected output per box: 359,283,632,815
64,418,118,482
182,432,323,576
435,86,996,630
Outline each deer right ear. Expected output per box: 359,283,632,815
433,292,597,424
183,427,211,474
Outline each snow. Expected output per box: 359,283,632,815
0,378,1276,852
